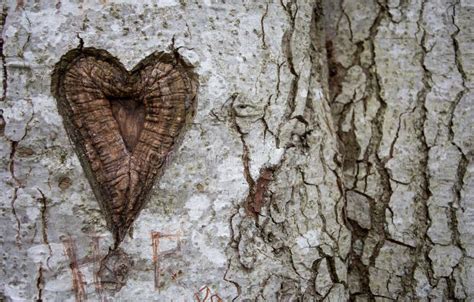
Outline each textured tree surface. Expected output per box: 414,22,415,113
324,0,474,299
0,0,472,301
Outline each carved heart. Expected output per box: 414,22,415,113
51,48,198,246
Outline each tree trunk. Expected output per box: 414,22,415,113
324,0,474,300
0,0,472,301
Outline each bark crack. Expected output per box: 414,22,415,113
446,2,468,153
448,5,469,273
35,264,44,302
0,5,7,103
8,100,34,247
223,258,241,302
37,189,53,268
279,0,300,136
260,3,269,49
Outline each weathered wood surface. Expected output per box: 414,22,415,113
52,48,198,245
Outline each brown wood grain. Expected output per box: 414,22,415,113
51,48,198,246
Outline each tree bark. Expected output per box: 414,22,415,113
323,0,474,300
0,0,472,301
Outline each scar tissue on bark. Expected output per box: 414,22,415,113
97,248,132,292
245,166,276,217
51,47,198,246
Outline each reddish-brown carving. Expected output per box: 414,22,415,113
62,236,87,302
91,235,104,300
151,231,182,290
51,47,198,246
194,285,223,302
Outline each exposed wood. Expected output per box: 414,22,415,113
51,48,198,246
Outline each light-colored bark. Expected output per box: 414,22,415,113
0,0,472,301
0,0,349,301
324,0,474,300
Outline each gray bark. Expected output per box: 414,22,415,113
324,0,474,300
0,0,472,301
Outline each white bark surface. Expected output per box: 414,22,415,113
324,0,474,300
1,0,349,301
0,0,472,301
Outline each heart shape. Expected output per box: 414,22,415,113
51,47,198,246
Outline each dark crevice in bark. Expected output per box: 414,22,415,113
229,94,254,190
0,109,5,135
452,155,467,247
260,3,269,49
278,0,300,148
35,264,44,302
447,2,468,171
8,100,34,248
311,11,354,298
281,0,298,78
339,0,353,42
262,95,277,140
222,93,249,299
367,1,390,265
449,1,468,98
9,140,19,183
325,39,346,103
450,0,469,256
0,5,7,103
448,2,469,273
223,210,242,302
274,61,284,100
10,187,20,246
37,189,53,268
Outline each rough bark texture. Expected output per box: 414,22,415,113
323,0,474,300
0,0,472,301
